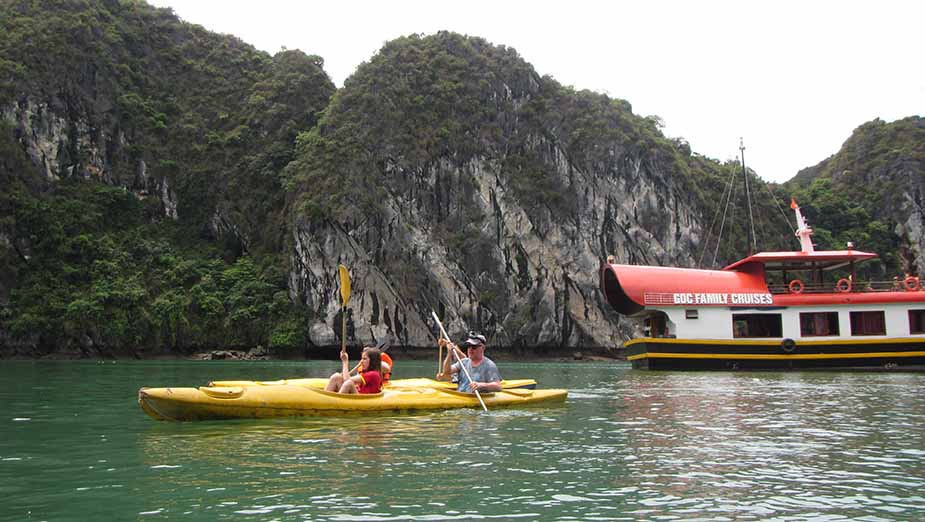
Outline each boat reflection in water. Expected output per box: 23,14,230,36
136,408,553,516
600,370,925,518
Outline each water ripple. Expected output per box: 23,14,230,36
1,361,924,521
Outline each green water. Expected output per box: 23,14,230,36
1,360,924,521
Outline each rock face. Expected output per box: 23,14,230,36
2,99,70,181
900,194,925,274
282,33,712,353
285,39,708,351
2,98,179,217
290,153,702,351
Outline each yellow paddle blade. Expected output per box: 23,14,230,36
339,264,351,306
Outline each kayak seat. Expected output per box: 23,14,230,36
199,386,245,399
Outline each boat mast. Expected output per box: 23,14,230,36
791,199,815,253
740,138,757,256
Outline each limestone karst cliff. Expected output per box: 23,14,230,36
1,2,919,357
281,32,782,351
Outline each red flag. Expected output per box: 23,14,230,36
790,198,798,209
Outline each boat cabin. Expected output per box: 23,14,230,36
599,200,925,370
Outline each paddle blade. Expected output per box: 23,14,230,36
338,264,351,306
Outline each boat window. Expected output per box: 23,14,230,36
644,313,669,337
732,313,782,338
799,312,840,336
685,309,698,319
909,310,925,334
849,311,886,336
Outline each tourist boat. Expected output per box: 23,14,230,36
138,382,567,421
600,199,925,371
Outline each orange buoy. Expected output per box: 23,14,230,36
904,276,919,291
835,278,852,293
788,279,804,294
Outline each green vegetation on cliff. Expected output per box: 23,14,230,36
0,0,334,354
784,117,925,276
6,180,307,354
1,0,334,250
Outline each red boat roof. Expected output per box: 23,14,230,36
599,259,924,314
600,201,890,314
723,250,877,272
600,264,769,315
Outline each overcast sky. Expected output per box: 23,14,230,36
148,0,923,183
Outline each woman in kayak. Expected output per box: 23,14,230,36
325,347,383,394
348,342,392,383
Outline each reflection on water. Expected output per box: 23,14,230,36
1,360,923,521
603,372,925,520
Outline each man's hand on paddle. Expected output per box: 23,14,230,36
437,338,456,380
439,338,462,357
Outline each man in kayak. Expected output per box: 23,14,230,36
325,346,383,394
436,332,502,393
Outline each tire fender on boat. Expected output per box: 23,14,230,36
781,338,796,354
904,276,919,291
835,278,852,293
788,279,804,294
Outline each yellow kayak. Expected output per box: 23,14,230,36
138,384,567,421
207,377,537,390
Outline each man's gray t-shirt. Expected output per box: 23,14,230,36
452,357,502,392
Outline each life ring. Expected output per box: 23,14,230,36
788,279,804,294
835,278,852,293
904,276,919,291
781,338,796,354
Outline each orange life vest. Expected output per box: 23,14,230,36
380,352,393,382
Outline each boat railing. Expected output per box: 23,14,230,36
769,278,925,295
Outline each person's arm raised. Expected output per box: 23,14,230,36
339,350,350,382
436,339,456,380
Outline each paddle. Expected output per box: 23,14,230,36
437,335,443,375
338,264,351,356
431,310,488,412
